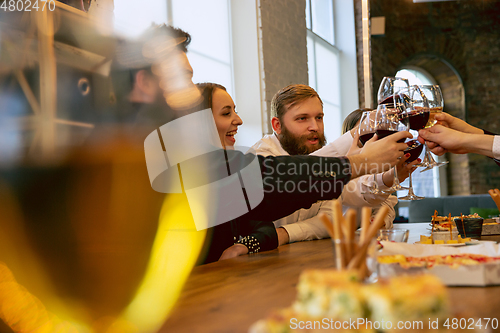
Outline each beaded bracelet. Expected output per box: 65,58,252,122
235,235,260,254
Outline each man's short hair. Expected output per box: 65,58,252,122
271,84,323,122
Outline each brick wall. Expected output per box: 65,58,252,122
362,0,500,194
259,0,309,133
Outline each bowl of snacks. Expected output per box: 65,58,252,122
453,217,484,239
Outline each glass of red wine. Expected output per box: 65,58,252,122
395,86,427,200
374,104,409,193
399,139,425,200
358,111,383,194
395,86,430,132
418,84,448,171
377,76,409,106
358,110,377,146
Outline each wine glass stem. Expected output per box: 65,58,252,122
392,166,400,186
424,142,437,164
407,172,414,195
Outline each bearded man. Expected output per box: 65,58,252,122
252,84,413,245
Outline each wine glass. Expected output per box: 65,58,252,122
418,84,448,172
358,111,382,194
374,104,409,193
358,110,377,146
399,139,425,200
377,77,409,106
395,85,428,200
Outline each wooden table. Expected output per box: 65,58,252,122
160,223,500,333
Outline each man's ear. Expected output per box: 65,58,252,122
271,117,282,134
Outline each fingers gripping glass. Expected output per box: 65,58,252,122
417,84,448,172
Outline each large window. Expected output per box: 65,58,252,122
306,0,341,142
306,0,359,143
114,0,234,96
166,0,234,97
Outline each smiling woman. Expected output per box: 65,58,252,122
196,82,243,148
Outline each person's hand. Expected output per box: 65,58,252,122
349,131,412,178
346,130,362,156
434,113,483,135
418,125,469,155
218,243,248,261
277,227,290,246
381,154,420,186
396,156,420,182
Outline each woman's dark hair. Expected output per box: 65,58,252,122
341,108,374,134
196,82,227,109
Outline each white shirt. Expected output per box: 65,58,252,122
493,135,500,160
251,133,397,242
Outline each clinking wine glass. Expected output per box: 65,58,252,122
418,84,448,171
399,138,425,200
374,104,409,193
395,85,428,200
377,76,410,106
358,111,382,194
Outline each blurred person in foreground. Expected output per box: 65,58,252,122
418,112,500,167
251,85,414,246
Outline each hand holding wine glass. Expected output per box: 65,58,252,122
395,85,427,200
418,85,448,171
433,112,485,135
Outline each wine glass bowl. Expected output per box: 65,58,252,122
377,76,410,106
421,84,444,128
374,105,407,143
374,104,409,193
395,85,430,131
404,140,424,164
358,110,377,146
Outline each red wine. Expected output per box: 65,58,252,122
359,132,375,145
402,110,430,130
404,140,424,163
379,95,394,106
375,129,405,143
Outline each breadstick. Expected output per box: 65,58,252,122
331,200,345,269
344,209,357,264
319,213,335,239
359,207,371,245
359,207,371,278
347,206,389,270
488,189,500,212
